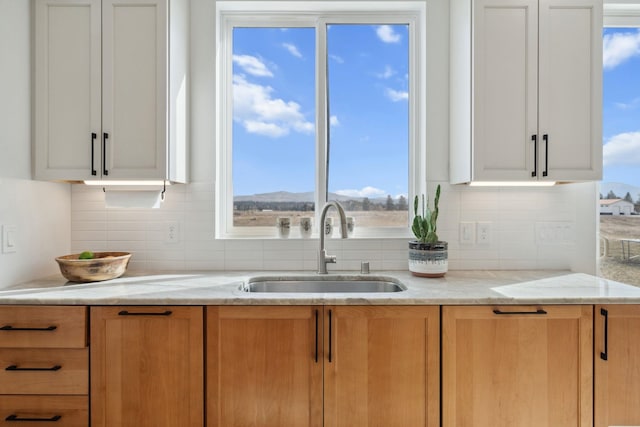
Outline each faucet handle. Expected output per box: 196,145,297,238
326,255,337,264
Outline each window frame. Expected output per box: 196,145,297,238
215,1,427,239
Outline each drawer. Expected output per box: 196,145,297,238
0,349,88,395
0,306,87,348
0,395,88,427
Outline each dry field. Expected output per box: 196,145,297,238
234,210,409,227
599,215,640,286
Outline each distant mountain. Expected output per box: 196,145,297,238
234,191,400,205
600,182,640,201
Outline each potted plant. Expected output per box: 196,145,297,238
409,184,448,277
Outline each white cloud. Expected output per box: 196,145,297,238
330,115,340,127
329,54,345,64
376,65,396,79
233,74,314,138
603,29,640,70
335,186,387,198
282,43,303,58
385,88,409,102
376,25,401,44
603,132,640,167
232,55,273,77
615,97,640,110
243,120,288,138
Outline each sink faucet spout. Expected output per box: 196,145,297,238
318,201,348,274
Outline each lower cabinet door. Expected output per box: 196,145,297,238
595,304,640,427
323,306,440,427
442,305,593,427
207,306,323,427
0,395,88,427
90,306,203,427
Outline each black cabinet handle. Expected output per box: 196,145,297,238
0,325,57,332
6,365,61,372
102,132,109,176
492,308,547,315
314,309,319,363
601,308,608,361
542,134,549,177
531,134,537,177
118,310,172,316
328,309,333,363
91,132,97,176
6,414,62,422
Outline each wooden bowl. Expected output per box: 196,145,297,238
55,252,132,283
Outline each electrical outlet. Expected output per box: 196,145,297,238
536,222,574,244
460,222,476,244
165,222,180,243
477,222,491,245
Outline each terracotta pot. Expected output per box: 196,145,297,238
408,241,448,277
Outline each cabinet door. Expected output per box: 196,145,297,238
324,306,440,427
442,305,592,427
207,306,323,427
102,0,167,180
472,0,538,181
595,305,640,427
90,306,203,427
34,0,101,181
538,0,602,181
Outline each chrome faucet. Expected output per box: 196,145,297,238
318,201,349,274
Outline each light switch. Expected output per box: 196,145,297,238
460,222,476,244
2,225,17,253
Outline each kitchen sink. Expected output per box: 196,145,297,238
241,275,407,293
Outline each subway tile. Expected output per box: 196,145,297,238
107,240,146,251
71,230,107,241
107,230,146,241
72,221,106,232
263,260,305,271
185,259,225,270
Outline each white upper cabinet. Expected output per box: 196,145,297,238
34,0,188,183
450,0,602,184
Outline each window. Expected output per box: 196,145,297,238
599,4,640,286
216,2,426,238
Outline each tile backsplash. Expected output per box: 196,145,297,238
70,181,598,274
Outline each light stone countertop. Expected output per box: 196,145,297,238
1,270,640,305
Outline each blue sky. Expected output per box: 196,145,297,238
232,25,409,199
602,27,640,188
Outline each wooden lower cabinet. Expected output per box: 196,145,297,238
207,306,323,427
90,306,203,427
442,305,593,427
207,305,440,427
595,304,640,427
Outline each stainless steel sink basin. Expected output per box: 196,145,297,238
241,276,407,293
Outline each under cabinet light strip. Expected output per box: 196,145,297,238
468,181,556,187
83,180,171,186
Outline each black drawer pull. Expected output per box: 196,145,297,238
314,309,319,363
5,365,62,372
102,132,109,176
90,132,97,176
600,308,608,361
492,309,547,315
6,414,62,422
118,310,172,316
0,325,57,332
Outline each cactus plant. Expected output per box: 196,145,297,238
411,185,440,244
